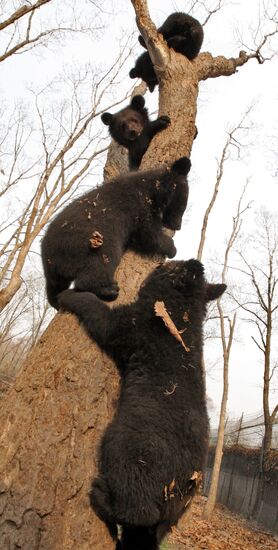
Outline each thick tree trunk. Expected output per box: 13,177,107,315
0,56,197,550
0,254,157,550
0,7,257,545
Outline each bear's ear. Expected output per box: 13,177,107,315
101,112,113,126
205,283,227,302
171,157,191,176
138,35,147,48
129,68,138,79
148,82,156,93
130,95,145,110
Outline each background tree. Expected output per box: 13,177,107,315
234,209,278,466
194,111,252,519
0,55,134,311
203,183,250,519
0,0,102,63
0,0,277,547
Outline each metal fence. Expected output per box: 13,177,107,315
204,448,278,534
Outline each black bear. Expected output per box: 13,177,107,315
130,12,204,92
41,157,191,309
58,259,226,549
101,95,170,169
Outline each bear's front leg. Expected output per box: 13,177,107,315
162,179,189,231
156,231,177,258
141,230,176,258
147,116,171,139
58,289,113,349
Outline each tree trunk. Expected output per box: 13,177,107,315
262,311,272,464
0,50,198,549
0,253,158,550
203,349,229,520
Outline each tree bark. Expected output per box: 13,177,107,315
0,60,196,549
0,4,265,546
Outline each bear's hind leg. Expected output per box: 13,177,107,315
74,259,119,301
120,526,158,550
46,275,71,310
90,476,118,542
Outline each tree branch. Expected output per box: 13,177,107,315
130,0,169,75
0,0,51,32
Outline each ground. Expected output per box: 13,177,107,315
162,496,277,550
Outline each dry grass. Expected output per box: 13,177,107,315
162,496,277,549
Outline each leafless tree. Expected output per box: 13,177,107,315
203,184,250,519
0,0,277,546
194,109,253,519
196,107,253,262
0,0,104,63
0,44,134,311
234,209,278,465
0,275,52,391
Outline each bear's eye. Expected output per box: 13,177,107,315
121,121,127,131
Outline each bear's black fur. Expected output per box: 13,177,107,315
58,259,226,549
41,157,191,309
130,12,204,92
129,53,158,93
101,95,170,169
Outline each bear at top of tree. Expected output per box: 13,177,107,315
101,95,170,170
130,12,204,92
41,157,191,309
58,259,226,549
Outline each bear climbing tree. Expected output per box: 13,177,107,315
0,1,274,548
101,94,171,169
58,262,226,548
41,158,190,308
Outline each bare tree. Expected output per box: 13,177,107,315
0,46,134,311
0,275,52,391
203,185,250,519
0,0,277,547
0,0,103,63
235,209,278,465
194,111,252,519
196,107,253,262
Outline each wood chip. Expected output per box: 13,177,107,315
190,471,202,483
89,231,104,248
154,301,190,352
163,479,176,501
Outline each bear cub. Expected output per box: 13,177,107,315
101,95,170,169
41,157,191,309
130,12,204,92
58,260,226,549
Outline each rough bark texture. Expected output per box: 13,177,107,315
0,3,260,547
0,254,157,550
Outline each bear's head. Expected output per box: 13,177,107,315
139,259,226,308
101,95,148,147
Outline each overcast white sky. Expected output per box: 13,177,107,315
1,0,277,424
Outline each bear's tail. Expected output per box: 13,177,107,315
171,156,191,175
